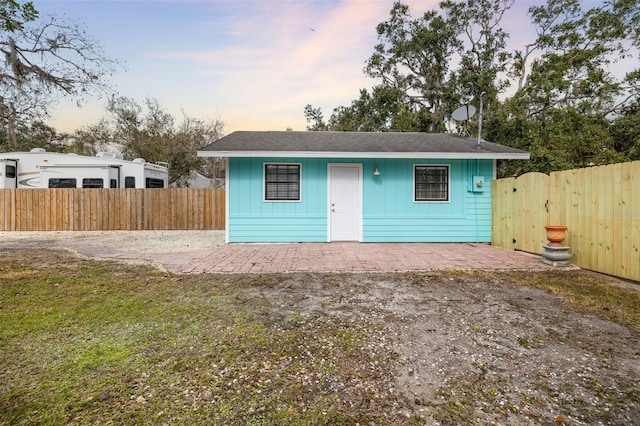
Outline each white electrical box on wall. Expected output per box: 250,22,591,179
472,175,485,192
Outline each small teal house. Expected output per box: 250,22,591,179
197,131,529,243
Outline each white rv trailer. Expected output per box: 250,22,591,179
0,148,168,189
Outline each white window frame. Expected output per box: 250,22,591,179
413,164,451,203
263,162,302,203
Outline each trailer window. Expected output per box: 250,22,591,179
145,178,164,188
110,179,118,188
5,165,16,178
48,178,77,188
83,178,104,188
125,176,135,188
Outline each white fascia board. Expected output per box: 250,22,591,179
197,150,530,160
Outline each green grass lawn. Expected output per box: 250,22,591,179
0,250,400,425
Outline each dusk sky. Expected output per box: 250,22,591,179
31,0,607,134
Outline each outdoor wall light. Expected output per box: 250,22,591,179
373,164,381,176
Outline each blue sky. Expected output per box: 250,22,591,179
30,0,603,134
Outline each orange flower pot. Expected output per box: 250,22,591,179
545,225,567,247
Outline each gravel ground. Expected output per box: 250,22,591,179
0,230,226,253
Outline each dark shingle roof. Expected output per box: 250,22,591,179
198,131,530,159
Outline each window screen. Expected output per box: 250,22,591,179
265,164,300,201
82,178,104,188
414,165,449,202
48,178,77,188
5,165,16,178
125,176,135,188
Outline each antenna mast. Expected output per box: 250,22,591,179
477,92,486,149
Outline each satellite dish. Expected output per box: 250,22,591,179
451,104,477,121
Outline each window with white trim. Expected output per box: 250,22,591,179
264,163,300,201
414,165,449,202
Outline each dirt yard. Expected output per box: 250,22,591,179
245,270,639,425
1,232,639,424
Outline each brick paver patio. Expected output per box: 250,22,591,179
68,242,551,274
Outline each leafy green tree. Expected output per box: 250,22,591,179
0,0,37,32
306,0,638,174
515,0,629,115
441,0,513,107
364,2,460,132
0,118,66,152
106,96,225,186
109,97,174,163
14,120,65,152
492,105,625,176
305,86,431,132
610,99,640,160
488,0,639,176
68,119,114,156
303,104,329,131
328,86,404,131
172,113,226,187
308,0,515,134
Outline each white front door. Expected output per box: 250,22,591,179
329,164,361,241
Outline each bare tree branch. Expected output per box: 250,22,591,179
0,9,120,147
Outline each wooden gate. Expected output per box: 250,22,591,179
492,173,549,253
492,161,640,282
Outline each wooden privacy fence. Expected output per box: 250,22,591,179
0,188,225,231
492,161,640,282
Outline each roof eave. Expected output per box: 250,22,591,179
197,150,531,160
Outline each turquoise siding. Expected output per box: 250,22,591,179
227,157,494,243
228,157,328,242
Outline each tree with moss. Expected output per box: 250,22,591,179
488,0,639,175
307,0,639,175
306,0,514,134
0,0,117,148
